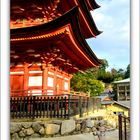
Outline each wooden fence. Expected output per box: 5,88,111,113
10,94,92,119
118,114,130,140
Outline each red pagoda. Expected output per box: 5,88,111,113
10,0,102,97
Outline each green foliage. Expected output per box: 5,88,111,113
70,60,130,97
97,59,113,83
97,63,130,83
112,84,117,101
124,64,130,78
99,59,109,71
98,71,114,83
71,69,104,96
88,80,104,96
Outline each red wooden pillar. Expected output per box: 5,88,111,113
42,64,48,95
68,79,70,94
61,73,65,94
53,69,57,95
23,63,29,96
68,74,73,94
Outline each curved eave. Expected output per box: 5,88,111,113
11,6,101,67
85,0,101,10
89,0,101,9
80,0,102,37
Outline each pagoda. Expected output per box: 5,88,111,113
10,0,102,97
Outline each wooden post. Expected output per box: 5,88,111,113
79,96,82,117
124,117,127,140
23,63,29,96
118,114,122,140
32,96,35,119
64,96,67,118
68,94,71,119
54,97,56,117
86,97,89,115
42,64,48,95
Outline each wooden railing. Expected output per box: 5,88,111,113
10,94,90,119
10,89,89,97
118,114,130,140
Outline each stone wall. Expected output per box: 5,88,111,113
10,117,117,140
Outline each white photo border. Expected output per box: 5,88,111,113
0,0,139,140
131,0,140,140
0,0,10,139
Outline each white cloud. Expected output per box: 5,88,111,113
87,0,130,70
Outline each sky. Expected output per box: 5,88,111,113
86,0,130,71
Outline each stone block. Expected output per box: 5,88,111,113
39,127,45,135
32,122,42,133
45,124,60,135
24,128,34,136
10,123,22,134
31,133,41,138
52,120,62,125
18,130,26,137
11,133,20,140
86,119,94,128
75,124,81,131
61,120,75,135
84,128,90,133
22,122,32,129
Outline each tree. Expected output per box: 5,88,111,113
97,59,113,83
99,59,109,71
85,67,99,79
124,64,130,78
112,84,117,101
111,68,118,77
70,68,104,96
118,68,124,74
71,61,130,97
88,79,104,96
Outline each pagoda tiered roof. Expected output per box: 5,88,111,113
11,7,101,73
10,0,102,38
10,0,102,73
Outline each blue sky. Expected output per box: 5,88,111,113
86,0,130,71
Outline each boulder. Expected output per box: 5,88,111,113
22,122,32,129
92,126,97,132
45,124,60,135
86,119,94,128
81,120,86,132
24,128,34,136
32,122,42,133
22,138,30,140
39,127,45,135
92,127,98,136
11,133,20,140
99,120,105,126
52,120,62,125
10,123,22,134
31,133,41,138
84,128,90,133
18,130,26,137
75,124,81,131
61,120,75,135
